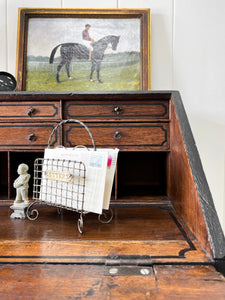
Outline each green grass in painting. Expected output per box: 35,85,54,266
26,63,140,91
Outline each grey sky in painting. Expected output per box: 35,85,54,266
27,18,140,57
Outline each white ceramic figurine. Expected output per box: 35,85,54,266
13,163,30,205
10,163,31,219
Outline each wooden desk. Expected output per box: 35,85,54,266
0,91,224,292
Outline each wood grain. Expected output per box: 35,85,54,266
167,100,212,256
64,100,169,121
0,206,211,264
0,264,224,299
0,123,59,149
0,101,60,121
64,122,170,151
0,90,224,265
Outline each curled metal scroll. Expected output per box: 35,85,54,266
78,213,84,234
98,208,113,224
26,201,39,221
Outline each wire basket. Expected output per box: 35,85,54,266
26,119,113,233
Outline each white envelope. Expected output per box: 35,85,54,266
39,147,119,214
40,148,108,214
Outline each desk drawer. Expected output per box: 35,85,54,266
64,101,169,121
0,123,59,149
64,123,170,151
0,102,60,121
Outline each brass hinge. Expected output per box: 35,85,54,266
105,255,153,276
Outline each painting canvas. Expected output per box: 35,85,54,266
16,9,150,91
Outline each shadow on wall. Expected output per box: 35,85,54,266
188,114,225,233
150,13,173,89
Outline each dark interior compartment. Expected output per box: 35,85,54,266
117,152,167,198
0,152,8,199
9,151,43,198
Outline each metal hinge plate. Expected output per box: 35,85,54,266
105,266,153,276
105,255,153,276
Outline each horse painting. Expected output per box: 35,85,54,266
49,35,120,83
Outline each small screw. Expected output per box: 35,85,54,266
140,268,150,276
109,268,118,275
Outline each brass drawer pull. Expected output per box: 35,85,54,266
113,131,122,140
113,106,123,115
28,133,36,142
27,107,35,117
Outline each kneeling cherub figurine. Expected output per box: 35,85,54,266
13,163,31,205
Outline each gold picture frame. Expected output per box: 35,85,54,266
16,8,151,91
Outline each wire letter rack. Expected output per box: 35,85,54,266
26,119,113,233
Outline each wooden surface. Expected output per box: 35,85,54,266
0,264,224,299
0,91,225,298
0,123,59,149
64,100,169,121
0,205,211,264
170,91,225,259
0,101,60,120
167,100,212,256
0,92,170,202
1,204,224,299
64,122,170,150
0,90,222,257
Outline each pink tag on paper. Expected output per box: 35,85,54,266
107,155,112,168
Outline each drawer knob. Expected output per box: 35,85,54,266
113,106,123,115
113,131,122,140
28,133,36,142
27,107,35,117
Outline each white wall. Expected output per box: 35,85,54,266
0,0,224,232
173,0,225,232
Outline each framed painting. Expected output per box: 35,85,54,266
16,8,151,91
